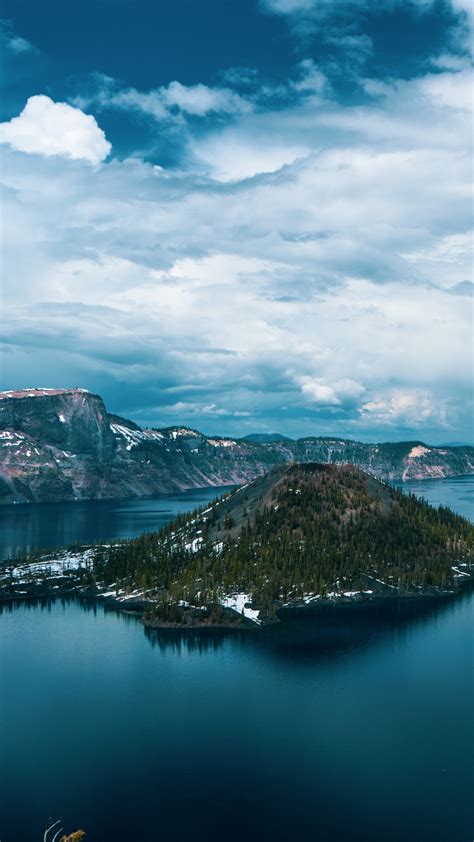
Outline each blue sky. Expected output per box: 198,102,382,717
0,0,472,441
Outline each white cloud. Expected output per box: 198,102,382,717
76,74,251,122
299,378,366,407
191,133,309,180
360,389,449,429
0,95,111,164
418,68,473,111
299,380,340,406
162,81,251,116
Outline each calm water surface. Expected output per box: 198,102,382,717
0,486,232,561
0,476,472,841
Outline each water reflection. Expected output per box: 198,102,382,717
8,583,465,662
251,589,472,666
143,588,472,662
2,588,472,842
144,625,230,654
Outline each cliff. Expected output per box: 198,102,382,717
0,388,472,504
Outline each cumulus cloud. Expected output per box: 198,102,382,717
360,389,449,429
299,378,366,408
0,95,111,164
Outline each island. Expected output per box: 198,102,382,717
1,463,473,627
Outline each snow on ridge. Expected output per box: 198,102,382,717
169,428,200,439
0,387,90,400
408,445,431,458
0,430,25,441
110,422,164,450
207,438,236,448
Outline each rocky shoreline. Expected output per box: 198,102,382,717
1,558,472,629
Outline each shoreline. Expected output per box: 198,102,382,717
1,570,472,629
1,471,473,510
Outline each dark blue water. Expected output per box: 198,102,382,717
1,592,473,841
393,474,474,520
0,486,232,561
0,477,473,842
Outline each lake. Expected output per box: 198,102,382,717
0,486,233,562
0,476,473,842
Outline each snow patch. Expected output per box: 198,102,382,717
110,423,164,450
221,592,261,623
408,445,431,458
169,428,200,439
3,549,94,581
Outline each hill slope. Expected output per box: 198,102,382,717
89,463,474,626
0,388,473,504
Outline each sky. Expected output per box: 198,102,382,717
0,0,472,443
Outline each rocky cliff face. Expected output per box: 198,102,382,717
0,388,473,504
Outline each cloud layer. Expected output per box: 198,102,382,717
0,3,472,441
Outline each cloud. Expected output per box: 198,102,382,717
191,132,310,180
299,378,366,408
359,389,449,429
0,20,35,54
162,80,251,116
74,74,251,123
0,52,472,439
260,0,472,61
0,95,111,164
159,401,251,418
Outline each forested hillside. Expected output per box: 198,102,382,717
88,464,474,625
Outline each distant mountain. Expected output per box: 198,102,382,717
440,442,473,448
243,433,293,443
0,388,473,504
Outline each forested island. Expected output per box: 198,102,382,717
2,463,473,627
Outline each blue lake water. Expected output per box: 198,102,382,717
0,476,473,841
0,486,233,562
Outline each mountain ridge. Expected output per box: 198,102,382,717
0,388,473,504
